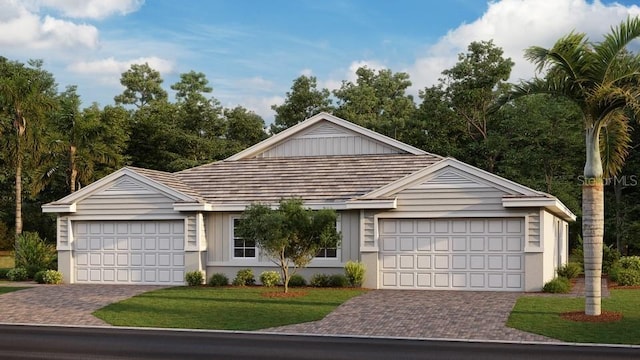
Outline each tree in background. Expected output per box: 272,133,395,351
496,17,640,316
435,41,514,172
236,199,341,293
333,67,416,141
271,75,333,133
114,63,168,108
225,106,267,153
0,58,56,237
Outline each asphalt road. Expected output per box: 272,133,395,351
0,324,638,360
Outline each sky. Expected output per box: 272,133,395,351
1,0,640,124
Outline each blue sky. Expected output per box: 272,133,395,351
1,0,639,123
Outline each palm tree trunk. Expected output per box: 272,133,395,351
583,183,603,316
70,145,77,193
583,127,604,316
15,152,22,237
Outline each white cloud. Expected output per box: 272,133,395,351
237,76,275,92
38,0,144,19
69,56,175,75
0,1,99,49
407,0,640,92
321,59,388,91
300,68,313,76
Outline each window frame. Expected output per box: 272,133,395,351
314,214,341,260
230,217,257,259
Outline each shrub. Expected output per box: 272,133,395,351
34,270,47,284
603,245,621,274
185,271,205,286
344,261,366,287
556,262,582,279
232,268,256,286
41,270,63,284
328,274,349,287
615,269,640,286
0,268,10,279
542,277,571,293
208,273,229,287
259,271,281,287
288,274,307,287
618,256,640,271
7,267,28,281
14,232,56,278
310,273,331,287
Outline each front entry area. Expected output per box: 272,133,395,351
73,220,185,284
378,218,525,291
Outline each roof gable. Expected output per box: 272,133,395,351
226,112,429,160
362,157,547,199
42,167,200,213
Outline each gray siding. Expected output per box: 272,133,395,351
58,216,69,249
528,211,541,249
258,122,404,158
363,211,376,249
74,178,180,217
395,187,509,213
186,214,197,250
338,211,360,262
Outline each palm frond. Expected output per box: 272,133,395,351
599,111,632,178
594,16,640,82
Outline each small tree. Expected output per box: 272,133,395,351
236,198,341,293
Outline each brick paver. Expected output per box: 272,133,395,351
264,290,557,342
0,278,606,342
0,284,164,326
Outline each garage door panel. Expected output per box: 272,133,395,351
379,218,524,291
74,220,185,285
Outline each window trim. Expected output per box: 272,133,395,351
230,216,257,260
314,214,341,260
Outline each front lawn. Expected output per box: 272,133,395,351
94,287,366,330
0,286,28,295
508,289,640,344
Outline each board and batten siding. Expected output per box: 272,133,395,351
258,122,404,158
204,210,360,265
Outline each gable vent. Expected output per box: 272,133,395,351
414,170,486,189
301,123,351,138
99,179,155,195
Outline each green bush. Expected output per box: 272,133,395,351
344,261,366,287
615,269,640,286
185,271,205,286
0,268,10,279
556,262,582,279
288,274,307,287
603,245,621,274
310,273,331,287
232,268,256,286
34,270,46,284
329,274,349,287
618,256,640,271
542,277,571,293
14,232,56,278
7,267,28,281
41,270,63,284
259,271,281,287
208,273,229,287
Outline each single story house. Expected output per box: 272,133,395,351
43,113,575,291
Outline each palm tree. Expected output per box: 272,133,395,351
497,17,640,315
0,58,56,237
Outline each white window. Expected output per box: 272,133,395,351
315,214,340,259
232,218,256,258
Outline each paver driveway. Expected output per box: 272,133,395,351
1,284,555,342
0,284,165,326
265,290,556,342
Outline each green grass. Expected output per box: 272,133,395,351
94,287,366,330
508,289,640,344
0,287,28,295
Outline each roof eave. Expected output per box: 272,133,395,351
41,203,76,213
502,197,577,222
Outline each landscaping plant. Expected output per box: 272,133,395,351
14,232,56,278
259,271,281,287
6,267,28,281
185,271,205,286
232,268,255,286
208,273,229,287
556,262,582,279
542,277,571,294
41,270,63,284
288,274,306,287
344,260,366,287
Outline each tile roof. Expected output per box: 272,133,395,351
165,154,443,204
125,166,206,203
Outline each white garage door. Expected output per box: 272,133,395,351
379,218,524,291
73,221,185,284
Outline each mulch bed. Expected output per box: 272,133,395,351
561,310,623,323
261,291,308,298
